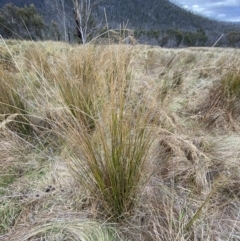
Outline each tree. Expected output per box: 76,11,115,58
226,31,240,47
0,3,45,40
72,0,99,44
60,0,68,42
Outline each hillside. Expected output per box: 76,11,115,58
0,39,240,241
0,0,240,46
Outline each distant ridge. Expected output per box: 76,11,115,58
0,0,240,46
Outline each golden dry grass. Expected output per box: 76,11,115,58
0,39,240,241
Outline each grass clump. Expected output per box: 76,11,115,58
67,104,153,221
194,67,240,130
158,70,183,102
58,46,155,221
56,46,104,132
222,69,240,99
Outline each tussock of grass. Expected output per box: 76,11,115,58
56,46,106,131
193,67,240,130
158,70,184,103
56,45,155,221
64,107,154,221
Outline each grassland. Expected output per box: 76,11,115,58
0,39,240,241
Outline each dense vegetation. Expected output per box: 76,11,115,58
0,38,240,240
0,3,63,41
0,3,44,40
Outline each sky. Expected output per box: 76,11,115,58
172,0,240,22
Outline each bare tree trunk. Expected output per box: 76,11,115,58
61,0,68,42
73,0,92,44
73,0,83,43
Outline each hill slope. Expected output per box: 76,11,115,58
0,0,240,46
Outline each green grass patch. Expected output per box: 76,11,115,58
0,200,21,235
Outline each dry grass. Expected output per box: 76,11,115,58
191,65,240,131
0,40,239,241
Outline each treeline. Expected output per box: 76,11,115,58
134,29,208,47
0,2,240,47
95,0,240,47
133,28,240,47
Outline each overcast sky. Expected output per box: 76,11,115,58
172,0,240,22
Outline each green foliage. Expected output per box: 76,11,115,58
69,105,153,221
0,201,21,235
226,31,240,47
134,29,146,38
49,21,61,41
0,3,45,40
134,28,208,47
197,29,208,45
0,171,16,189
146,29,160,39
183,30,208,46
167,29,184,46
183,32,197,46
